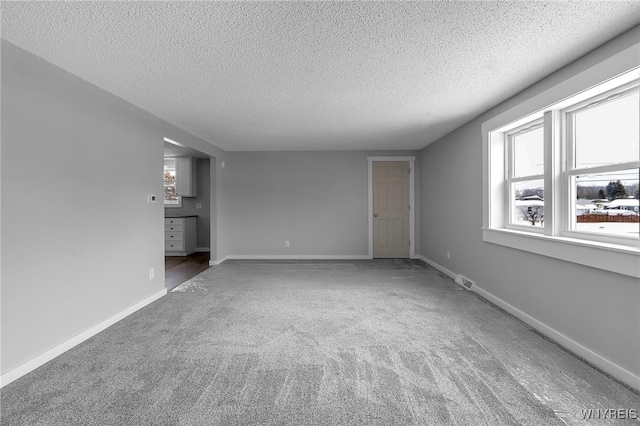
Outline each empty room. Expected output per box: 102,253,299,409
1,2,639,425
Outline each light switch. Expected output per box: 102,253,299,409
196,203,202,209
147,194,157,203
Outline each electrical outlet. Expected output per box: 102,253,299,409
446,250,451,260
196,203,202,209
285,240,290,248
149,268,154,280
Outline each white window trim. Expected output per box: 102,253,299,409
482,42,640,279
561,83,639,244
505,120,545,233
165,198,183,208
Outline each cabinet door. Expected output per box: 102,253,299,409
175,157,197,197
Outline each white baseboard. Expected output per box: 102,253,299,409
224,255,372,260
417,255,456,279
472,284,640,390
195,247,210,252
417,256,640,390
0,289,167,388
210,254,372,266
209,256,228,266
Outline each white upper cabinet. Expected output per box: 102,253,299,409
175,157,197,197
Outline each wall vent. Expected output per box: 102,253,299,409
454,274,474,290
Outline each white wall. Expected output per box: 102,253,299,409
0,41,227,376
223,151,420,257
419,26,640,386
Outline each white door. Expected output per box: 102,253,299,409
373,161,410,258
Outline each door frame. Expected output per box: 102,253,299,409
367,156,415,259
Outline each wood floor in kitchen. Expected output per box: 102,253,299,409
165,252,210,290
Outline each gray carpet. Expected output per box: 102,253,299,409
0,260,581,425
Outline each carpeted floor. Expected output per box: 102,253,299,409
1,260,637,425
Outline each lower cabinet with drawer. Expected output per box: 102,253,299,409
165,217,197,256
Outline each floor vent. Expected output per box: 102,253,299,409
454,274,474,290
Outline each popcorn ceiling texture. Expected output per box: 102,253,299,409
2,1,639,151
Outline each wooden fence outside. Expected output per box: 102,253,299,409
577,214,639,223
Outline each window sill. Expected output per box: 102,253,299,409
482,228,640,278
165,197,183,208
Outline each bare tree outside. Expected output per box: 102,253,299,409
518,205,544,226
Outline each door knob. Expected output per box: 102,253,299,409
374,213,378,217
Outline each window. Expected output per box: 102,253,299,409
483,66,639,278
507,122,544,230
164,158,182,207
564,86,639,241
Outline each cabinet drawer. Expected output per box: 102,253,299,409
165,232,184,242
165,218,185,226
165,241,185,251
165,225,184,233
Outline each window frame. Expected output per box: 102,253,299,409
482,63,640,279
164,158,182,208
561,83,640,245
559,80,640,245
505,120,545,233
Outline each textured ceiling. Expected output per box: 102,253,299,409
2,2,639,151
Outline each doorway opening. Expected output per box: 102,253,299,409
164,138,214,290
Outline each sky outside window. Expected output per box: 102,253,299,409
513,126,544,177
575,91,639,169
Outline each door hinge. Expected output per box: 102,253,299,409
409,240,411,246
